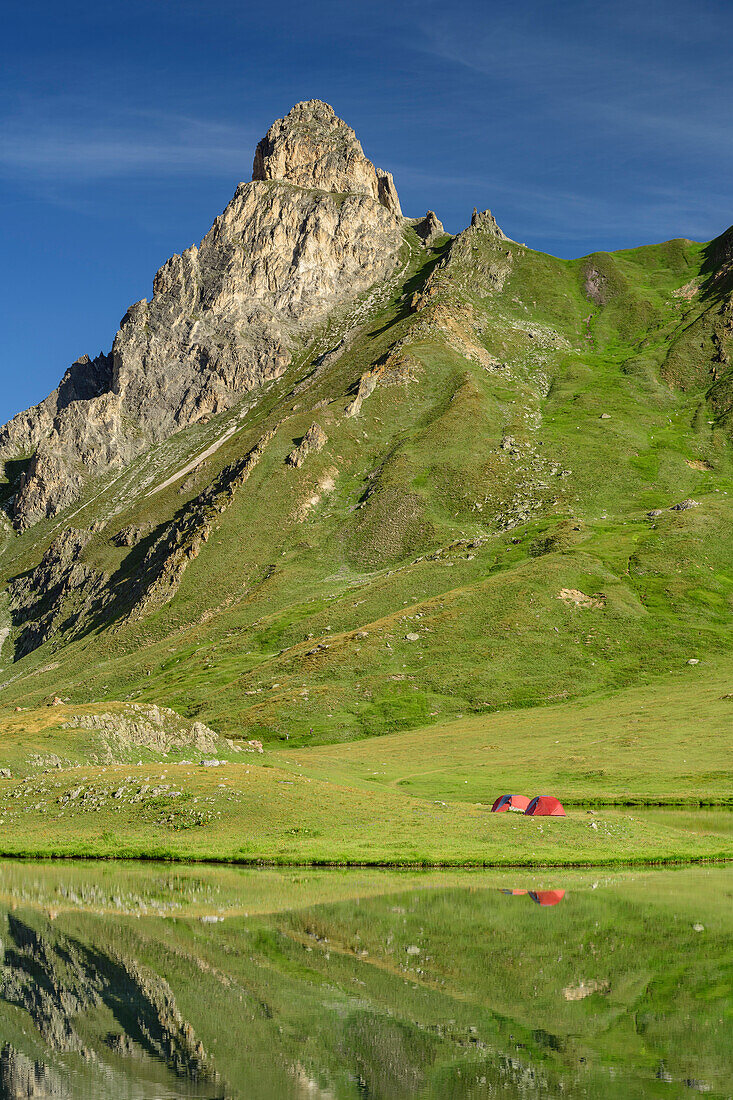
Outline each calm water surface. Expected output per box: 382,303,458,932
0,861,730,1098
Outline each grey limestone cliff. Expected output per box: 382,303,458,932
0,100,405,529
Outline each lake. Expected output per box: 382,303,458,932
0,861,730,1098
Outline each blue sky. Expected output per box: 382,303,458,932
2,0,732,424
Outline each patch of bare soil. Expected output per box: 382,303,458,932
557,588,606,610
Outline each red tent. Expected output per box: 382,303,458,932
525,796,566,817
491,794,531,813
529,889,565,906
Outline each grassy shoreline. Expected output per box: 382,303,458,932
1,660,732,869
0,847,730,869
0,759,730,867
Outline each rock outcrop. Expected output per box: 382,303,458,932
0,101,404,529
470,207,508,239
253,99,402,216
0,914,214,1083
286,422,327,467
414,210,445,246
126,425,278,620
0,1045,67,1098
4,425,278,660
111,523,150,547
7,527,108,658
62,704,221,759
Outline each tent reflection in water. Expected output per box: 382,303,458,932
524,795,566,816
491,794,531,813
529,889,566,906
499,888,565,905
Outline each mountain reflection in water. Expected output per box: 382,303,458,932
0,863,729,1099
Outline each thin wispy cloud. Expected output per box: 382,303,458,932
0,103,256,180
397,0,732,248
393,160,729,248
413,0,733,158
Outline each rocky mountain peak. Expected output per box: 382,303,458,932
252,99,402,217
471,207,508,239
0,100,406,528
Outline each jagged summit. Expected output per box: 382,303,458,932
252,99,402,217
471,207,508,239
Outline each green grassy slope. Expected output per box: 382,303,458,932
0,221,732,857
5,757,730,865
1,227,731,737
271,655,733,806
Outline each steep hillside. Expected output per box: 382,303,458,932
0,100,732,763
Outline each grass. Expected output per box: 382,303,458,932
0,660,731,865
270,655,733,806
1,756,727,866
1,220,732,866
2,227,733,745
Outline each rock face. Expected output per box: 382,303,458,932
471,207,508,239
0,914,214,1083
0,101,404,529
0,1045,66,1098
253,99,402,216
286,422,328,467
8,527,108,658
111,523,149,547
62,704,221,759
4,425,280,660
126,425,277,621
414,210,444,246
